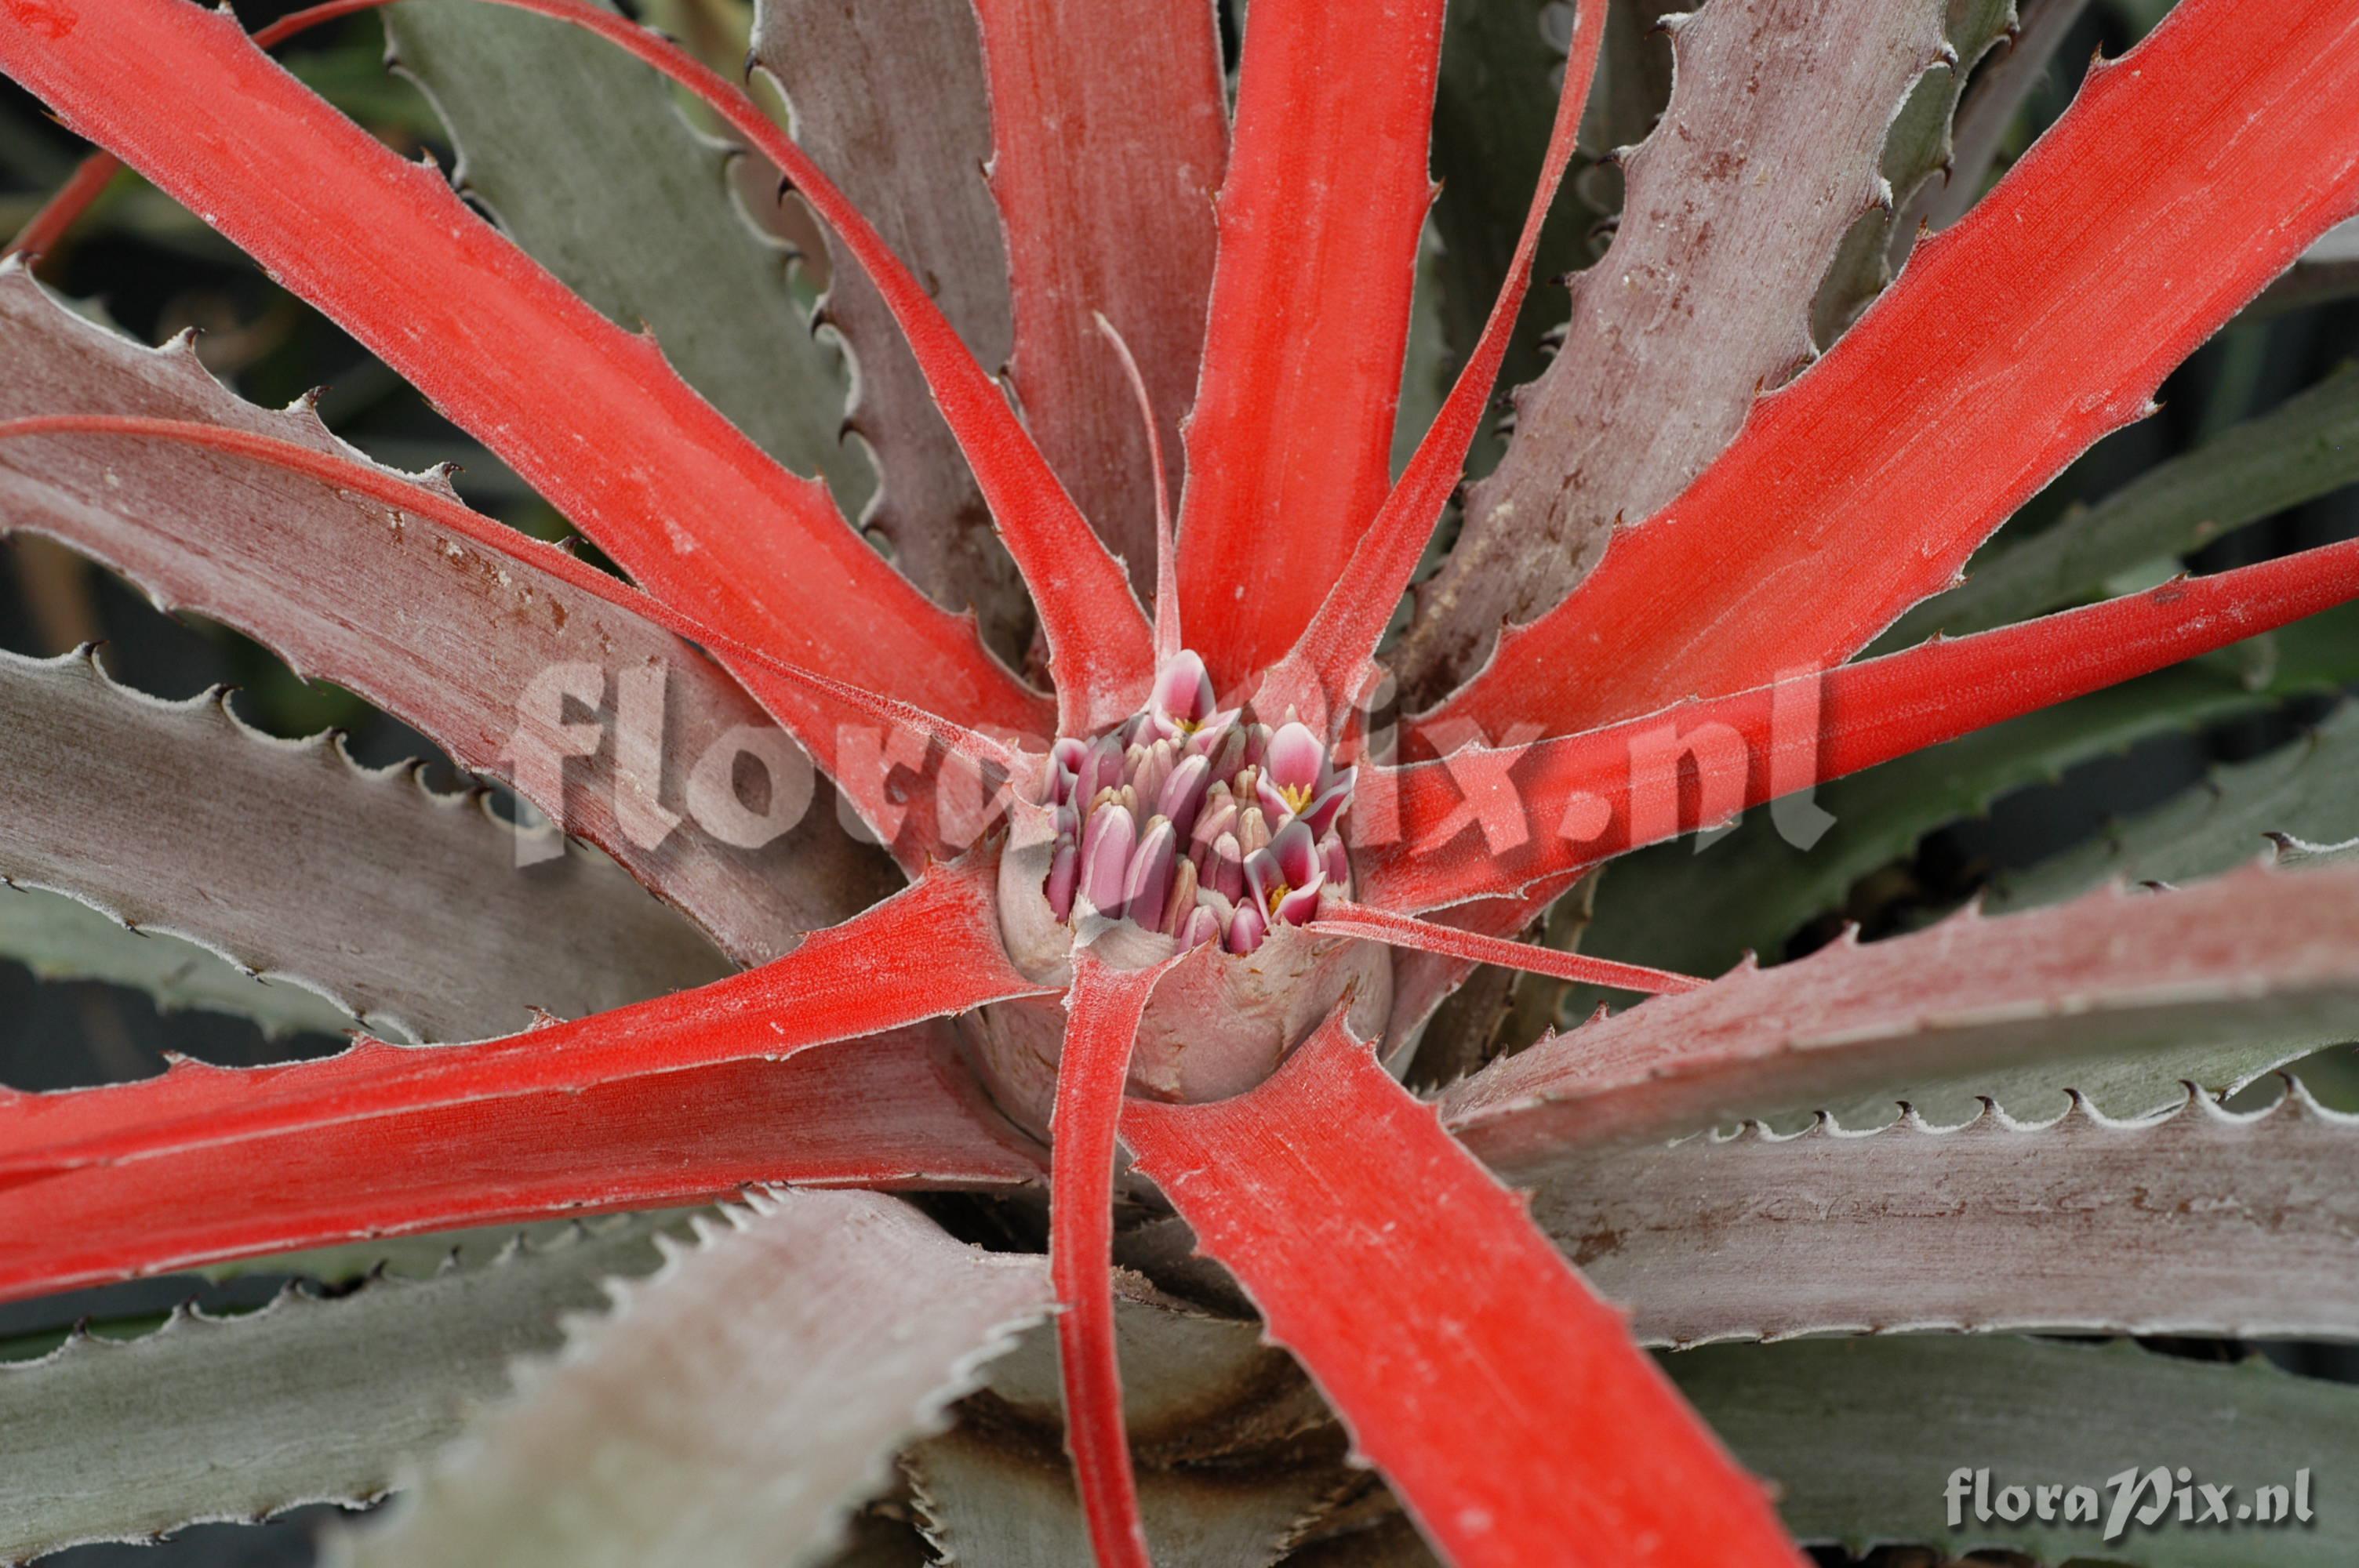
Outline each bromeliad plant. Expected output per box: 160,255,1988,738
4,0,2359,1561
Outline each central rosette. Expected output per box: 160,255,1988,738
1041,651,1356,953
967,651,1394,1142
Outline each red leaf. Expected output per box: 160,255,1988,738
1174,0,1446,685
1048,948,1178,1568
753,0,1029,656
1121,1014,1803,1567
0,1023,1043,1304
1419,0,2359,749
0,0,1054,790
1256,0,1607,733
0,279,882,961
0,852,1042,1181
969,0,1227,597
421,0,1154,734
1309,900,1699,996
0,413,1028,788
4,0,402,267
1363,532,2359,913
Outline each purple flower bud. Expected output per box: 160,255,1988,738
1209,726,1248,779
1078,801,1136,915
1158,753,1212,839
1048,737,1087,804
1209,832,1245,903
1161,856,1200,935
1189,784,1236,855
1046,837,1079,921
1237,804,1271,858
1074,735,1123,806
1227,897,1267,955
1319,832,1350,895
1178,902,1221,949
1123,816,1176,929
1135,738,1175,814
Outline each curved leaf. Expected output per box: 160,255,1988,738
1676,1335,2359,1566
384,0,868,506
0,880,355,1038
969,0,1227,591
1905,0,2094,233
0,266,893,963
0,1220,667,1563
0,648,725,1043
1124,1015,1801,1568
0,1019,1045,1305
333,1189,1053,1568
1993,699,2359,911
1544,1080,2359,1346
1892,362,2359,644
1400,0,1951,701
751,0,1030,657
1423,0,2359,746
1559,652,2343,1028
1175,0,1446,684
0,0,1055,791
1444,862,2359,1167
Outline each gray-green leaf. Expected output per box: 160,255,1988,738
335,1189,1052,1568
0,1219,668,1563
1677,1335,2359,1566
1546,1080,2359,1346
1890,361,2359,644
0,648,724,1044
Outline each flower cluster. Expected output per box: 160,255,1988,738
1038,652,1356,953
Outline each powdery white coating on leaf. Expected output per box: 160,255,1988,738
0,1219,670,1564
1543,1080,2359,1346
1444,862,2359,1168
1399,0,1950,700
0,646,724,1043
333,1189,1053,1568
0,851,1042,1193
0,264,893,964
0,0,1056,858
